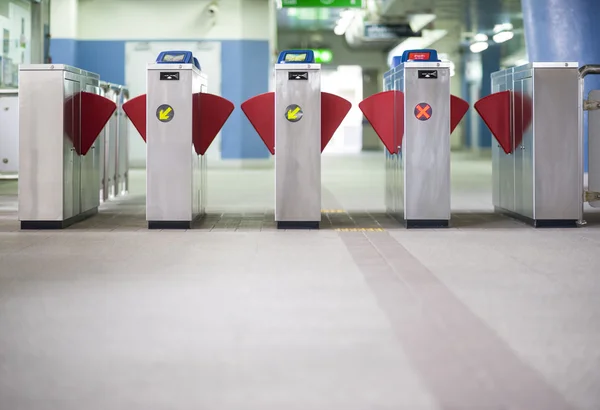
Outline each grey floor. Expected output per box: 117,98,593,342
1,152,600,410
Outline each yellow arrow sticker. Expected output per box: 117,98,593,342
287,106,301,120
285,104,303,122
156,104,174,122
159,107,172,120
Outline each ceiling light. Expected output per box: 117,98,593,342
493,31,514,43
333,9,355,36
334,25,346,35
493,23,513,33
473,33,488,42
470,41,489,53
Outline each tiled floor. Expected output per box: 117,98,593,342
1,152,600,410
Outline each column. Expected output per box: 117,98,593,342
522,0,600,171
220,0,271,160
30,0,51,64
49,0,78,65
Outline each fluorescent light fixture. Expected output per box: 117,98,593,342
333,9,356,36
387,28,448,66
470,41,489,53
340,9,354,18
408,13,436,33
365,0,378,13
493,31,514,43
493,23,513,33
287,8,297,16
473,33,488,42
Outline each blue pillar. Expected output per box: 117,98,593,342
467,0,502,149
522,0,600,171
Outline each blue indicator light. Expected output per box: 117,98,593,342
277,49,315,64
155,51,194,64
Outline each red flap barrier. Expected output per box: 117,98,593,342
321,92,352,152
64,91,117,156
123,94,147,142
474,91,512,154
450,95,469,134
192,93,234,155
80,92,117,156
241,92,275,154
358,90,404,154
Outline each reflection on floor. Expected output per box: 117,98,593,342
1,152,599,410
0,152,529,232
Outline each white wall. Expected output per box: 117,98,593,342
322,66,363,154
77,0,271,41
50,0,77,38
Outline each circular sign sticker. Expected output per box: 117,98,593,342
414,103,432,121
156,104,174,123
285,104,303,123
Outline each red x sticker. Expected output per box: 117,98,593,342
414,103,432,121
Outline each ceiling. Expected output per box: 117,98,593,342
275,0,525,60
276,0,524,33
276,6,346,30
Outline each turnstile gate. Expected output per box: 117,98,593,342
475,63,582,227
123,50,234,229
241,49,352,229
360,49,469,228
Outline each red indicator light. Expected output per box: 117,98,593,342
408,52,430,61
415,103,432,121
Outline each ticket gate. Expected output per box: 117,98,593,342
18,65,117,229
359,50,469,228
241,50,352,229
475,63,600,227
474,63,582,227
123,51,234,229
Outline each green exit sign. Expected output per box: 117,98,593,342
281,0,363,8
314,49,333,63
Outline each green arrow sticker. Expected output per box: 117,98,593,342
156,104,174,122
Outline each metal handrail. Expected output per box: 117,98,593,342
579,64,600,78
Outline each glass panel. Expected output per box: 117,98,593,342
0,0,32,89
